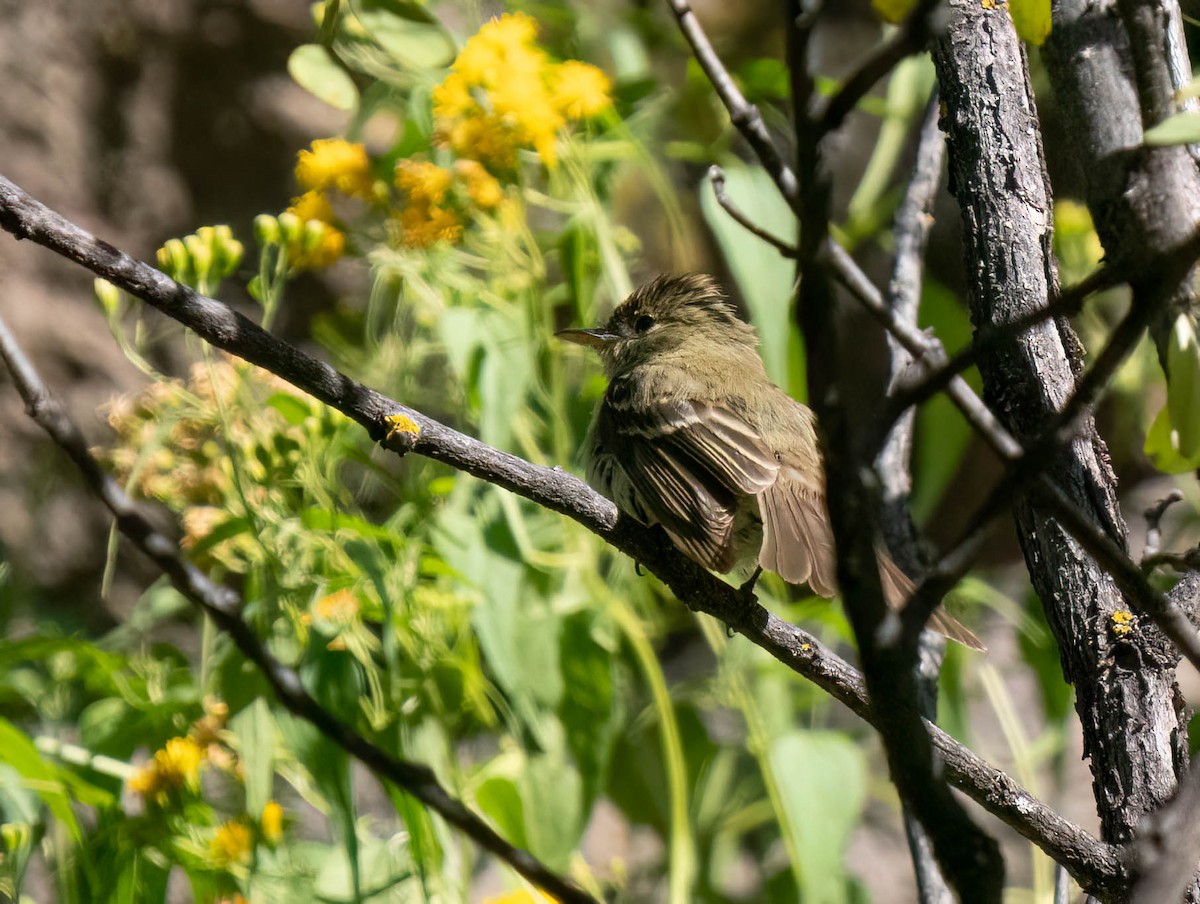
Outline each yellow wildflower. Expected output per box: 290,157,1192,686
434,12,570,168
433,71,476,119
261,800,284,844
181,505,225,549
455,160,503,209
395,159,454,206
551,61,612,119
396,205,463,248
454,13,542,84
484,891,559,904
314,588,359,622
444,115,520,171
294,138,374,199
476,11,538,51
286,190,336,224
289,220,345,270
128,736,205,803
210,820,254,866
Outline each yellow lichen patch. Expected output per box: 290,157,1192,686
385,412,422,442
1110,610,1135,638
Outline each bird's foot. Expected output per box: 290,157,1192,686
634,561,645,577
725,566,763,636
737,566,763,601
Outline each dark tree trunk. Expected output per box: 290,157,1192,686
931,0,1188,852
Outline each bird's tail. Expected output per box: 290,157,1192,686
878,553,986,651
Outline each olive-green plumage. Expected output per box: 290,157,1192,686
560,273,982,650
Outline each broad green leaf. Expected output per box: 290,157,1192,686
1009,0,1052,45
699,162,801,394
519,722,584,870
770,730,866,903
474,773,528,849
558,613,620,812
1145,404,1200,472
231,698,275,817
1144,112,1200,146
352,5,454,71
288,44,359,112
0,719,83,842
267,391,315,425
1166,313,1200,456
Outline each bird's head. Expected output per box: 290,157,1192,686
557,273,758,376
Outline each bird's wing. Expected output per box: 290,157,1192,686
589,387,778,572
756,464,839,596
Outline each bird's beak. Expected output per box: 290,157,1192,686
555,327,619,349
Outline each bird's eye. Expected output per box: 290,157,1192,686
634,314,655,333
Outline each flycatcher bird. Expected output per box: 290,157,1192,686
559,273,982,650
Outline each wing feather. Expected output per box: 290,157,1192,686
757,466,837,596
587,390,778,572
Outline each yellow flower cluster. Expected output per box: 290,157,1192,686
127,698,233,805
279,137,382,269
433,12,611,169
295,138,375,199
390,157,505,249
210,819,254,866
127,737,205,804
283,187,346,270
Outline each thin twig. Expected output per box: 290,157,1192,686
707,165,798,257
875,92,955,903
663,0,801,207
877,89,945,542
0,173,1127,897
815,0,946,134
1143,490,1185,562
0,314,597,904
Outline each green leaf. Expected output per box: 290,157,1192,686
872,0,918,24
231,698,275,817
558,613,620,812
0,718,83,842
1009,0,1052,45
699,162,802,395
351,4,455,71
519,724,584,870
474,773,528,849
1145,404,1200,472
1144,113,1200,147
288,44,360,112
1166,314,1200,457
267,391,315,425
770,730,867,903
